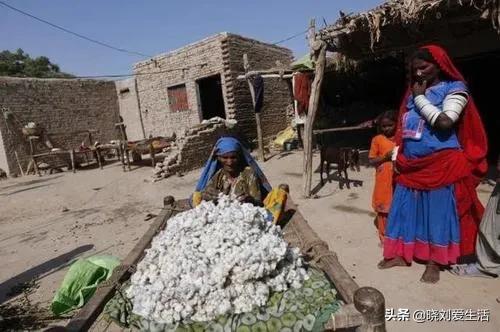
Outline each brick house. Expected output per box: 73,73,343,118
117,32,294,143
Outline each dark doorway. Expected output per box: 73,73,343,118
456,50,500,166
197,74,226,120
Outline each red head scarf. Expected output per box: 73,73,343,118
395,44,488,258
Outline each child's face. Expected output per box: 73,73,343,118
380,118,396,137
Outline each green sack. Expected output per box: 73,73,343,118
51,255,120,316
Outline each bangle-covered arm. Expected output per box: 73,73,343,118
414,92,468,129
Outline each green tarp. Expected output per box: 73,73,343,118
291,54,314,71
51,255,120,315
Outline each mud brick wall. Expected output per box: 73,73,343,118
133,34,228,138
221,34,294,143
0,77,120,175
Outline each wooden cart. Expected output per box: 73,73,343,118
59,194,386,332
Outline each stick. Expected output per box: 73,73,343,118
303,19,327,197
243,54,265,162
236,73,294,80
70,149,75,174
26,160,33,175
313,124,371,134
14,151,24,176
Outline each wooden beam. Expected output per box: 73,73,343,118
325,303,364,330
242,68,294,76
303,19,327,198
236,73,293,80
313,124,372,135
286,198,359,303
353,287,386,331
243,53,265,162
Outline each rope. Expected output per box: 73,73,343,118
312,252,338,264
304,239,328,253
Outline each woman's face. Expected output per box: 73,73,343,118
412,58,440,84
380,118,396,137
218,152,240,174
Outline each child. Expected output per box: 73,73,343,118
369,111,397,245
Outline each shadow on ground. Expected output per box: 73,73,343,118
0,244,94,304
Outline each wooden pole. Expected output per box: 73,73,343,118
303,19,327,197
313,123,372,135
243,53,265,162
14,151,24,176
354,287,386,332
236,73,293,80
70,149,75,174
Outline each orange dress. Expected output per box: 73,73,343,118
369,135,395,242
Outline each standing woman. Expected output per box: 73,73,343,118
378,45,488,283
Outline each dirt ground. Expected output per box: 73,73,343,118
0,151,498,331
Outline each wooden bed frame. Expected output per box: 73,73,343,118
55,194,386,332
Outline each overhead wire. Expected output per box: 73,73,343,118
0,0,152,58
1,0,310,78
59,29,309,79
271,29,308,45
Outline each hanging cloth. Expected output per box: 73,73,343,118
294,72,312,115
253,74,264,113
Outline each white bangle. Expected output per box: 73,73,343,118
414,95,441,125
443,93,468,123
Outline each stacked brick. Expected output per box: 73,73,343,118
152,119,235,181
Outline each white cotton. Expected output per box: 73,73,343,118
126,195,309,324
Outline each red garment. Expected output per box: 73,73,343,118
394,45,488,257
294,73,312,115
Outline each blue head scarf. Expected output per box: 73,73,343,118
193,137,271,200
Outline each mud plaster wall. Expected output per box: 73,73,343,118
116,78,144,141
0,77,120,175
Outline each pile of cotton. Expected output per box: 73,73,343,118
126,195,309,324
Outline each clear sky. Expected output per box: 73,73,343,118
0,0,382,77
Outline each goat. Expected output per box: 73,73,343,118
320,146,352,189
349,148,361,172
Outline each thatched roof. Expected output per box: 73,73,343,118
319,0,500,59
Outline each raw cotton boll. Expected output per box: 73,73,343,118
127,195,309,324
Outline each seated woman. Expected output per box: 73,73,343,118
192,137,288,223
192,137,271,206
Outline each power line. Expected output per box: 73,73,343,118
0,0,311,78
36,64,206,79
272,29,308,45
0,1,151,58
24,29,312,79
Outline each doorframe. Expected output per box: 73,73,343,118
195,73,227,122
